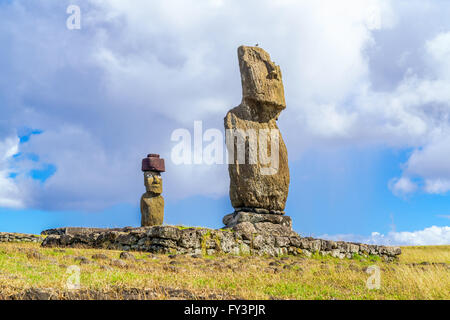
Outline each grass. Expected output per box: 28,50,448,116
0,242,448,300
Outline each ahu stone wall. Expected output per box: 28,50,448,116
0,232,44,243
41,225,401,262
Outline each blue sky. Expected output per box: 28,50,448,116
1,0,450,245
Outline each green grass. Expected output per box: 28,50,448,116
0,243,448,300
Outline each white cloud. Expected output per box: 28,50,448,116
354,30,450,196
321,225,450,246
1,0,450,211
424,179,450,194
0,0,395,210
392,131,450,195
426,31,450,78
388,177,418,196
0,136,23,208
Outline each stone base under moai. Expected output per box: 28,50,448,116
40,219,401,261
223,212,293,231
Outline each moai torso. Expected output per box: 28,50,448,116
224,46,290,214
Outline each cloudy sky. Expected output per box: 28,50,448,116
1,0,450,246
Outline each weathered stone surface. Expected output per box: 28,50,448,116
179,228,202,249
140,162,165,227
232,222,256,241
225,45,290,212
41,227,135,236
119,252,135,260
143,170,163,195
223,212,292,229
74,256,93,265
0,232,44,243
141,188,164,226
111,259,127,268
142,154,165,173
321,240,337,251
92,253,108,260
147,226,181,241
40,226,401,261
253,222,296,237
238,46,285,107
234,207,285,215
41,235,62,246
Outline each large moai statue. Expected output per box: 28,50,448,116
140,154,165,227
224,46,290,219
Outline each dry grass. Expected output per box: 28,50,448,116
0,242,448,300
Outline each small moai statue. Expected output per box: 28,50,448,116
140,154,165,226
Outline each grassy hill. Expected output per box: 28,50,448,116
0,242,448,300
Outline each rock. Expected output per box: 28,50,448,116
301,238,321,252
21,288,55,300
150,238,178,248
224,45,290,212
253,208,270,214
269,210,285,215
163,265,179,273
110,259,127,268
223,214,234,226
179,229,202,249
42,227,111,236
254,222,295,237
275,236,290,247
39,226,402,260
232,222,256,240
41,235,61,247
385,246,401,256
147,226,181,241
74,256,92,265
142,154,165,172
119,252,135,260
321,240,337,251
26,250,44,260
99,265,113,271
0,232,44,243
330,249,341,258
224,212,292,229
92,253,109,260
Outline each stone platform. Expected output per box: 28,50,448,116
40,213,401,261
0,232,44,243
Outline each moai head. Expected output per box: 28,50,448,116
144,171,162,194
142,154,165,195
238,45,286,110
